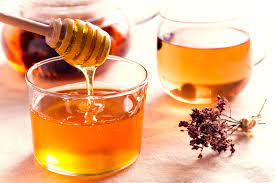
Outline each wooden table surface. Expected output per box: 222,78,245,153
1,1,275,183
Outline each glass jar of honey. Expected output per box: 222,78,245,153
1,0,130,74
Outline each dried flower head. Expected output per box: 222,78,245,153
179,96,266,158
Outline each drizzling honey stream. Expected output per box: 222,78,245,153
46,18,111,123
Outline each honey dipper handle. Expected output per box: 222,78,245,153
0,12,52,37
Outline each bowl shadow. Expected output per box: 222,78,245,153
2,153,138,183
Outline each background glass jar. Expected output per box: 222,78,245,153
156,0,274,104
1,0,130,74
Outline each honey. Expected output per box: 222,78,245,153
157,27,251,103
30,88,145,175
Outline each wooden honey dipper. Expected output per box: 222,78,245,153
0,12,111,67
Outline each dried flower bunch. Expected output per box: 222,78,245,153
179,96,266,158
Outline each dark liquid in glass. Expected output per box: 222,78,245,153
2,19,130,77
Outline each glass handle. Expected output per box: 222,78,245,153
254,56,266,67
253,47,273,66
134,12,159,25
250,20,275,67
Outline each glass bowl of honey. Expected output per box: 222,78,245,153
2,0,130,74
25,55,148,176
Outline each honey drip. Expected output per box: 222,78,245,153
46,18,111,123
78,66,104,123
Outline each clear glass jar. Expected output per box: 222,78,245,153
1,0,130,74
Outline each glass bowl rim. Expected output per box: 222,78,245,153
158,11,243,24
25,55,149,100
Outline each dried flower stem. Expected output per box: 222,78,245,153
253,99,267,119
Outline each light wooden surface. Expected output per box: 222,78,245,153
1,1,275,183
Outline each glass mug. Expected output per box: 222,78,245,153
2,0,131,74
25,56,148,176
1,0,159,75
156,2,272,104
